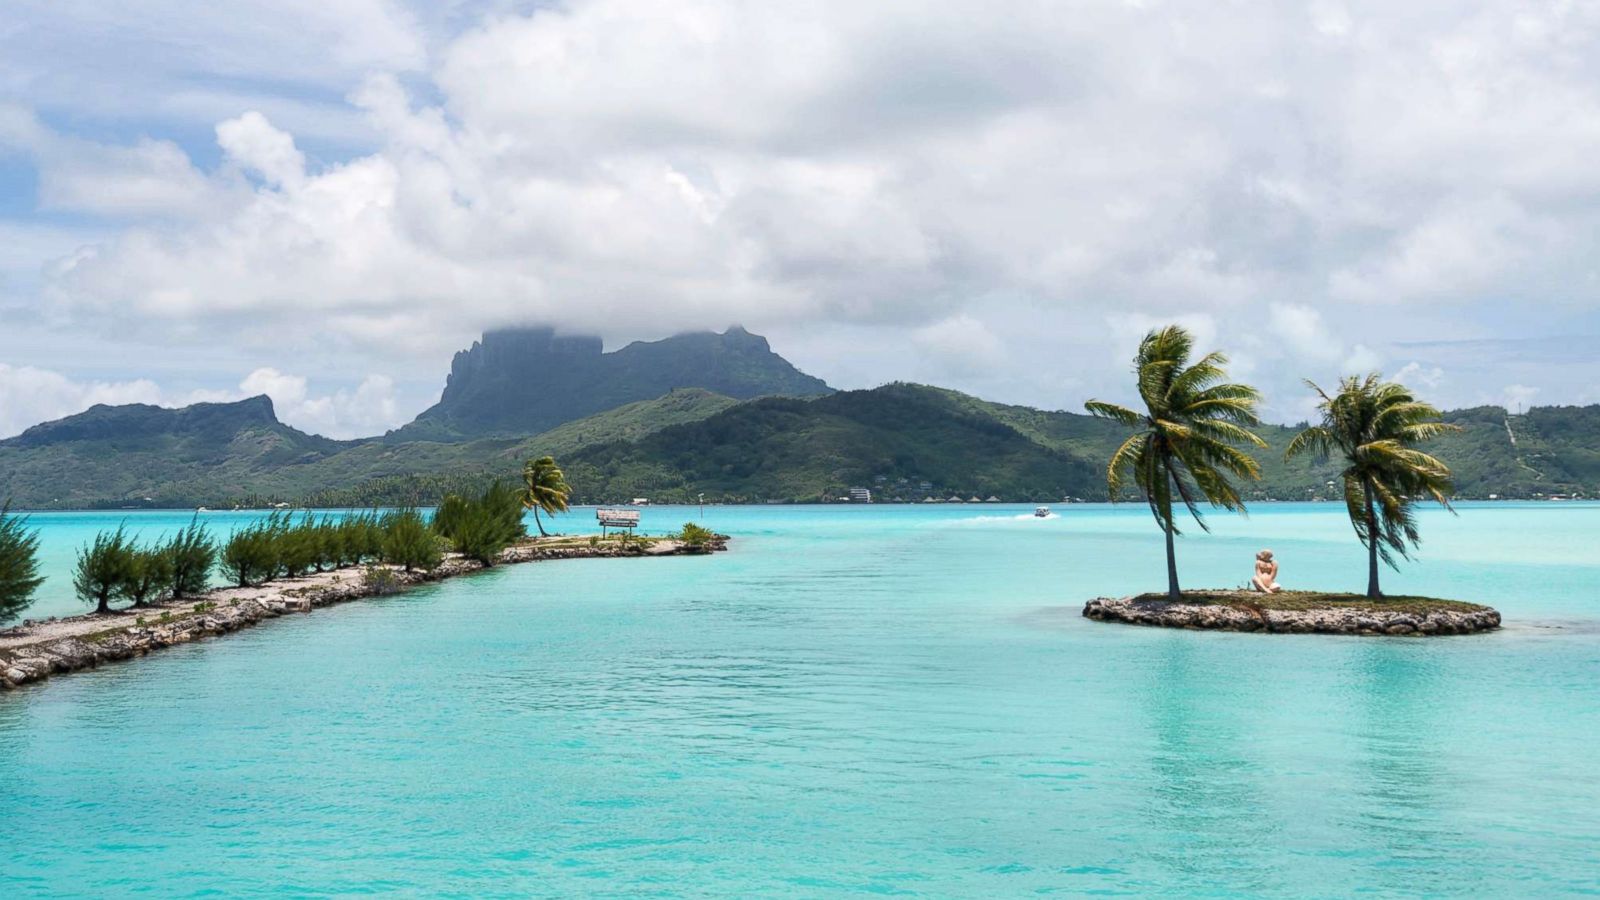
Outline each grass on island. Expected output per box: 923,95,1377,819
526,534,674,549
1132,590,1491,615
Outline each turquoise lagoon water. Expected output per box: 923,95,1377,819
2,502,1598,896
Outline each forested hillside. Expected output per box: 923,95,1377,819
0,397,353,508
561,384,1100,503
3,378,1596,508
0,389,740,508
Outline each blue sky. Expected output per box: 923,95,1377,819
2,0,1598,438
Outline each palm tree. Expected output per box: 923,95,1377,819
1085,325,1266,601
521,456,572,538
1285,375,1459,598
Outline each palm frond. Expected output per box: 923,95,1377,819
1105,433,1147,500
1284,425,1334,461
1084,401,1142,426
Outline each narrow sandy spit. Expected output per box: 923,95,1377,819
1,535,721,689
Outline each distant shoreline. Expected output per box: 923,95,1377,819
1,534,728,692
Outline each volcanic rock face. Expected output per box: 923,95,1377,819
393,326,833,441
1082,596,1502,636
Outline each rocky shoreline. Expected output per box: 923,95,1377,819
1082,594,1501,636
1,536,728,691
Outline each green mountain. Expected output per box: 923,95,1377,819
4,337,1598,508
286,389,742,507
390,326,831,441
561,383,1100,503
0,388,742,509
0,397,352,508
862,388,1600,501
555,385,1600,505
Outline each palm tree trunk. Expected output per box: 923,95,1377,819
1363,479,1381,599
1164,522,1180,601
1161,466,1181,601
533,505,548,538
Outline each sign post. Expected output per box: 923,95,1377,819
596,508,640,537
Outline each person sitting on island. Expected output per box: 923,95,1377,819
1251,549,1282,593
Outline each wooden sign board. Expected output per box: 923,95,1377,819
597,508,641,528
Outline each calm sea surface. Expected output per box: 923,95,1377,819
2,502,1597,896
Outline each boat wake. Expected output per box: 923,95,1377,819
963,512,1060,522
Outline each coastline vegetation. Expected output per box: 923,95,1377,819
0,502,44,622
672,521,716,551
380,508,442,573
432,482,526,565
15,456,579,620
165,518,218,598
520,455,572,538
1286,376,1460,598
1087,324,1467,603
1086,325,1266,601
73,526,136,614
122,545,173,609
69,518,221,615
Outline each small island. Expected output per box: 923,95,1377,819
1076,331,1503,639
1083,591,1501,636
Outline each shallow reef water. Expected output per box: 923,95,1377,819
2,502,1597,896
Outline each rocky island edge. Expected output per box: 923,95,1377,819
1083,591,1501,636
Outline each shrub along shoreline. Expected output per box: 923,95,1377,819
0,528,729,691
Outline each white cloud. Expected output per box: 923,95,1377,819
911,315,1003,377
1,104,222,219
1268,303,1341,362
1341,344,1383,373
39,2,1600,343
0,0,425,145
217,112,307,188
1501,383,1540,413
1394,361,1445,389
2,0,1599,427
0,364,163,439
1309,2,1354,39
232,368,401,438
1106,313,1220,364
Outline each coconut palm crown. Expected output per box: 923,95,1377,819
521,455,572,538
1285,374,1460,598
1085,325,1266,600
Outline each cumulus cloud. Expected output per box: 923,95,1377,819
0,364,163,439
234,368,401,438
1,104,223,219
1394,361,1446,390
4,0,1600,424
911,315,1003,377
217,112,307,188
1269,303,1342,363
1104,313,1222,375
